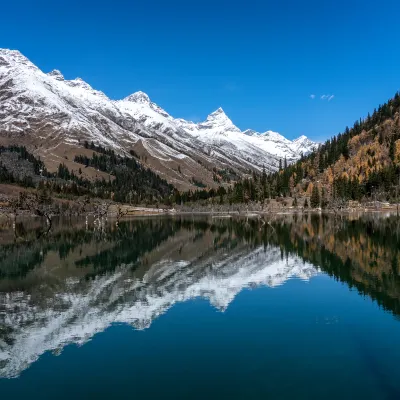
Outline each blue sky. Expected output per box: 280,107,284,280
2,0,400,141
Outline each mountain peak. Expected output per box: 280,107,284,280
248,130,289,142
0,48,26,60
64,77,94,91
206,107,232,123
0,48,37,70
47,69,64,81
208,107,225,117
291,135,317,155
243,129,258,136
199,107,241,134
293,135,308,143
0,48,21,56
124,91,150,104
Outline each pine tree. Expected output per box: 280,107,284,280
310,185,320,208
262,166,267,187
390,140,395,161
38,188,52,205
320,187,327,208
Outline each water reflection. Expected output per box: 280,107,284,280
0,214,399,379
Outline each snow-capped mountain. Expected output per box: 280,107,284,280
244,130,316,159
0,48,317,189
291,135,317,155
0,243,318,378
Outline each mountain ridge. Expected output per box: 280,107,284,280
0,48,316,190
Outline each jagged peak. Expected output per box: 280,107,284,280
258,130,290,142
47,69,64,81
290,135,317,155
0,48,23,57
259,130,283,137
123,91,150,104
62,77,108,99
293,135,309,143
208,107,226,118
74,77,86,84
0,48,37,69
199,106,241,133
243,129,258,136
64,77,93,90
205,107,234,124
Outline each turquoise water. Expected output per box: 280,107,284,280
0,215,400,399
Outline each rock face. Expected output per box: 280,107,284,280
0,48,317,189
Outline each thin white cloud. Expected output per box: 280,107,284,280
320,94,334,101
310,94,315,99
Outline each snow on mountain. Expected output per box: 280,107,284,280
242,129,257,136
0,244,318,378
197,107,241,136
173,108,290,171
0,48,137,150
291,135,317,155
124,91,151,104
47,69,64,81
243,129,316,160
116,91,176,130
0,48,317,188
176,110,316,162
245,129,290,143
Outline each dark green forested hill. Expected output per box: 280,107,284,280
0,144,175,204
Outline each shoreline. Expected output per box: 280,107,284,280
1,203,399,222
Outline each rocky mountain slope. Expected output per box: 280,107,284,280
0,48,316,190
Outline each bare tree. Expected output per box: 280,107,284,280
7,190,55,239
115,204,128,226
93,201,111,229
330,197,347,216
76,195,91,215
1,195,19,239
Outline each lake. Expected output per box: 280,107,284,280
0,214,400,399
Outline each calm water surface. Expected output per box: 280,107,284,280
0,214,400,399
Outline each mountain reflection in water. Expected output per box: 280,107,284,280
0,214,399,380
